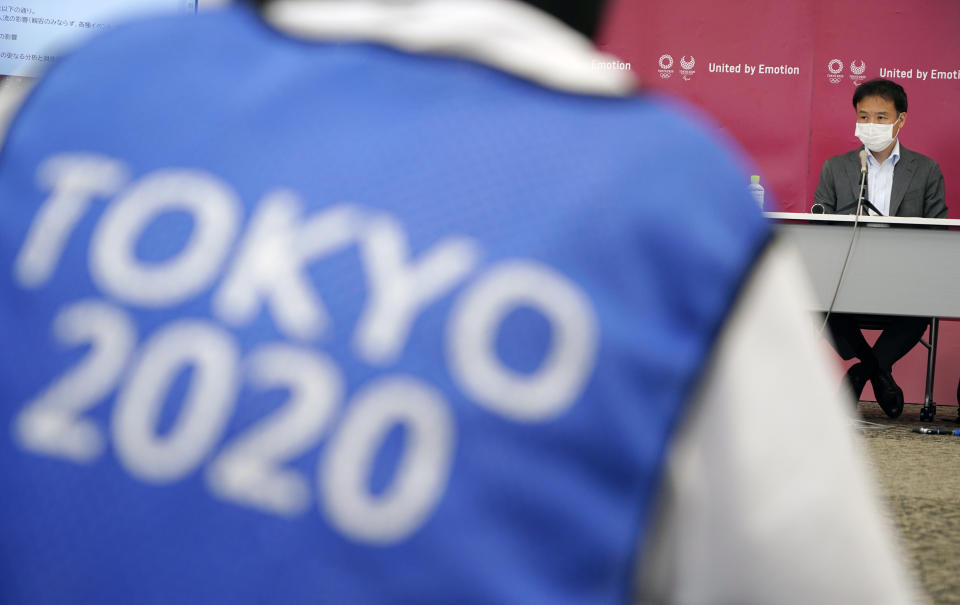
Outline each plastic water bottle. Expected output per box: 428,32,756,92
748,175,764,209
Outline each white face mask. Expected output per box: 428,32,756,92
855,115,901,152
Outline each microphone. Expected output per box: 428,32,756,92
811,203,825,214
855,149,876,215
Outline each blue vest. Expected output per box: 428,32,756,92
0,7,770,604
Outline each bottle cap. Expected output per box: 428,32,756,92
750,175,760,184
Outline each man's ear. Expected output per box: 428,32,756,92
896,112,907,136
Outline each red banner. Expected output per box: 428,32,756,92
600,0,960,214
600,0,960,406
809,1,960,211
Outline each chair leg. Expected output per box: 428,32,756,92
920,318,938,422
956,372,960,423
952,342,960,423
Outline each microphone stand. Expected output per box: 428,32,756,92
854,150,884,216
820,153,870,335
855,163,868,217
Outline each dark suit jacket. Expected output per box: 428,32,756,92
813,145,947,218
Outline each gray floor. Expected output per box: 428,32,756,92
857,402,960,605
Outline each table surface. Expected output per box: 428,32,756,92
765,212,960,228
764,212,960,318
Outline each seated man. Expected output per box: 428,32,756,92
814,78,947,417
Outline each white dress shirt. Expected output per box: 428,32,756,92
866,140,901,216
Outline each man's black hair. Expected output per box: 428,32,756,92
247,0,609,39
852,79,908,114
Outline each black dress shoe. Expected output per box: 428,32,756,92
871,368,904,419
844,362,870,402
